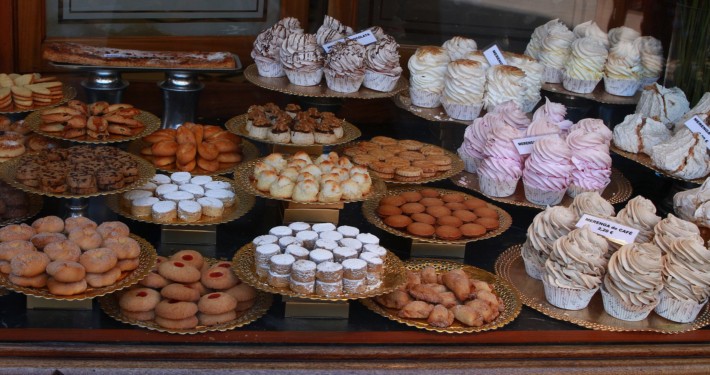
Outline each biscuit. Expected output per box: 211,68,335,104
161,283,201,302
46,278,87,296
46,260,85,283
400,202,425,214
463,198,487,210
383,215,412,229
441,193,465,203
170,249,204,269
85,265,121,288
9,273,48,288
435,225,462,240
406,222,435,237
201,266,239,290
155,315,199,330
10,251,50,277
437,215,463,228
474,217,499,230
376,205,402,217
155,299,198,320
444,202,467,211
79,248,118,273
473,207,498,219
198,292,238,315
425,205,451,218
158,260,201,283
452,210,478,223
410,213,436,225
198,310,237,326
460,223,487,237
420,197,444,207
400,191,423,203
379,196,406,207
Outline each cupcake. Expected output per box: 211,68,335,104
635,36,664,87
537,22,575,83
457,112,498,172
324,39,366,93
461,51,490,70
562,37,608,94
441,36,478,61
635,84,690,127
363,35,403,92
407,46,450,107
603,40,642,96
531,98,574,136
569,191,615,219
251,18,303,77
477,123,523,197
615,196,661,244
543,226,608,310
650,127,710,180
267,115,292,144
522,135,573,205
602,242,663,321
279,33,324,86
507,54,544,112
491,101,531,131
566,124,612,197
611,113,670,154
483,65,526,111
608,26,641,47
440,60,486,120
521,205,578,279
653,214,702,254
525,19,566,60
573,20,609,48
316,15,353,43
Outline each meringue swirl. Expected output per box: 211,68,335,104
570,191,616,219
635,36,664,79
522,206,578,270
544,226,608,290
442,60,486,104
605,40,642,80
605,242,663,306
653,213,702,254
565,37,608,81
538,25,575,70
663,237,710,302
483,65,526,110
442,36,478,61
523,135,573,191
364,35,402,76
408,46,450,93
324,39,366,77
279,33,324,72
615,195,661,243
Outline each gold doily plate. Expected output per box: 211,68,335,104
495,244,710,333
98,258,272,335
234,158,387,205
26,109,161,144
361,258,522,334
244,64,407,99
0,152,156,199
225,113,362,147
0,233,156,301
542,82,641,106
451,168,633,209
128,139,259,176
0,85,77,114
232,243,406,302
106,176,255,226
392,90,473,125
0,193,43,227
610,143,705,185
362,186,512,245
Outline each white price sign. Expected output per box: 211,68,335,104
322,30,378,53
575,214,639,245
684,115,710,149
483,45,507,66
512,134,555,155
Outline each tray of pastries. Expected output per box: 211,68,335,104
99,251,271,334
107,172,254,226
129,122,258,176
233,222,406,301
0,145,155,198
363,186,511,244
235,151,386,205
393,90,471,125
225,103,361,146
27,100,160,143
610,143,706,185
361,258,521,333
0,73,75,113
0,217,156,300
0,181,43,227
339,137,464,184
0,116,63,162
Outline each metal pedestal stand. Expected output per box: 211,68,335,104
65,198,90,218
81,70,129,104
159,72,204,129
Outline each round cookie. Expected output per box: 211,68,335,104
406,222,435,237
383,215,412,229
435,225,462,240
379,196,406,207
139,272,169,289
400,191,423,203
9,273,48,288
376,205,402,217
158,260,201,283
64,217,98,233
444,202,467,211
103,236,141,259
0,224,36,242
46,278,87,296
201,266,239,290
452,210,478,223
46,260,86,283
96,221,130,239
460,223,486,238
400,202,425,215
473,207,499,219
43,240,81,262
155,315,199,330
31,216,64,233
475,217,499,230
437,215,463,228
120,287,162,312
463,198,487,210
122,310,155,321
442,193,465,203
155,299,198,320
79,248,118,273
0,240,36,261
68,228,103,251
198,311,238,326
198,292,238,315
425,205,451,218
85,265,121,288
410,213,436,225
170,249,204,269
161,283,201,302
419,188,440,198
117,258,140,271
420,197,444,207
30,232,67,250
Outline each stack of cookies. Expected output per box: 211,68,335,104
0,116,61,162
38,100,146,140
0,73,64,111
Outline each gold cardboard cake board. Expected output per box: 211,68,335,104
283,297,350,319
282,201,343,224
410,240,466,260
26,296,93,310
0,85,77,114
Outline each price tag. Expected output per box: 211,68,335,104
575,214,639,245
512,134,554,155
483,45,507,66
322,30,378,53
684,115,710,149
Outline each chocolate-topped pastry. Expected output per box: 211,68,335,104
306,107,321,119
67,170,97,194
268,115,292,143
320,115,344,138
248,114,272,140
284,104,301,118
96,170,125,190
292,114,316,145
314,119,337,144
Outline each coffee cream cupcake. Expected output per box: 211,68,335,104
251,18,303,77
612,113,670,154
635,84,690,127
650,127,710,180
315,15,353,45
477,123,523,197
604,40,642,96
656,237,710,323
483,65,526,111
635,36,664,87
280,33,324,86
573,20,609,48
614,195,661,244
440,60,486,120
507,54,544,112
363,35,402,92
407,46,450,107
522,135,573,206
543,226,608,310
653,214,702,254
562,37,608,94
324,39,366,93
569,191,615,219
441,36,477,61
521,205,578,279
538,22,576,83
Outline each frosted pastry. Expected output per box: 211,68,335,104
363,35,403,92
461,51,490,70
457,113,496,172
525,19,567,60
566,126,612,196
251,18,303,77
650,127,710,180
521,205,578,279
529,98,573,135
569,191,615,219
562,37,609,94
656,237,710,322
604,40,642,96
507,53,544,112
441,36,477,61
635,84,690,128
522,135,573,205
477,123,523,197
491,101,531,130
316,15,353,44
407,46,451,107
324,39,366,93
635,36,664,86
279,33,324,86
607,26,640,47
440,60,486,120
612,113,670,154
615,195,661,243
653,214,702,254
483,65,526,111
573,20,609,48
537,22,575,83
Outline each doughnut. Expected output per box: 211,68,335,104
31,216,65,233
43,240,81,262
201,266,239,290
0,240,36,261
85,265,121,288
161,283,200,302
0,224,35,242
79,247,118,273
46,260,86,283
170,249,204,269
96,221,130,239
139,271,169,289
198,310,237,326
198,292,237,314
157,260,201,283
185,280,210,296
119,287,161,312
9,273,48,288
10,251,50,277
154,299,198,320
46,278,87,296
64,216,97,233
122,309,155,321
30,232,67,250
154,315,198,330
102,236,140,259
68,228,103,251
117,258,140,272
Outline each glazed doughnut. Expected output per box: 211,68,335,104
154,315,198,330
9,273,48,288
161,283,200,302
185,280,210,296
30,232,67,250
102,236,140,259
139,271,169,289
197,142,219,161
0,224,36,242
10,251,50,277
117,258,140,272
0,240,36,261
122,309,155,321
201,266,239,290
119,287,161,312
170,249,204,269
43,240,81,262
68,228,103,251
198,310,237,326
154,299,198,320
85,265,121,288
151,140,179,157
31,216,65,233
46,260,86,283
198,292,237,314
176,143,196,165
96,221,130,240
64,217,97,233
158,260,201,283
79,247,118,273
46,278,87,296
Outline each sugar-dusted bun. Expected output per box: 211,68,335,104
31,216,65,233
0,139,25,158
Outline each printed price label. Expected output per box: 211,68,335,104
575,214,639,245
512,134,554,155
322,30,378,53
684,115,710,149
483,45,507,66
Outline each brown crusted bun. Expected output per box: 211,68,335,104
31,215,65,233
0,139,25,158
10,251,50,277
46,260,86,283
79,247,118,273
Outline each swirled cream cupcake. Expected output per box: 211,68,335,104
656,237,710,322
457,112,498,172
477,123,523,197
483,65,526,111
492,101,531,131
461,51,490,70
602,242,663,321
569,191,615,219
538,23,576,83
543,226,608,310
635,36,664,87
407,46,450,107
507,53,544,112
315,15,353,45
363,35,402,92
522,135,573,205
280,33,324,86
635,84,689,127
441,60,486,120
615,195,661,244
604,40,642,96
573,20,609,48
562,37,609,94
251,18,303,77
608,26,640,47
521,205,578,279
532,98,574,135
324,39,366,93
653,214,702,254
525,19,566,60
441,36,477,61
566,125,612,197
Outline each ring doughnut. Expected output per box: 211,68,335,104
121,309,155,321
170,249,204,269
117,258,140,272
10,251,50,277
0,240,36,261
46,260,86,283
198,310,237,326
64,217,98,234
96,221,130,239
43,240,81,262
31,216,65,233
198,292,237,315
103,236,140,259
201,266,239,290
158,260,201,283
154,315,198,330
9,273,48,288
119,287,161,312
85,265,121,288
46,277,87,296
161,283,200,302
30,232,67,250
154,299,198,320
68,228,103,251
79,248,118,273
0,224,36,242
139,271,169,289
